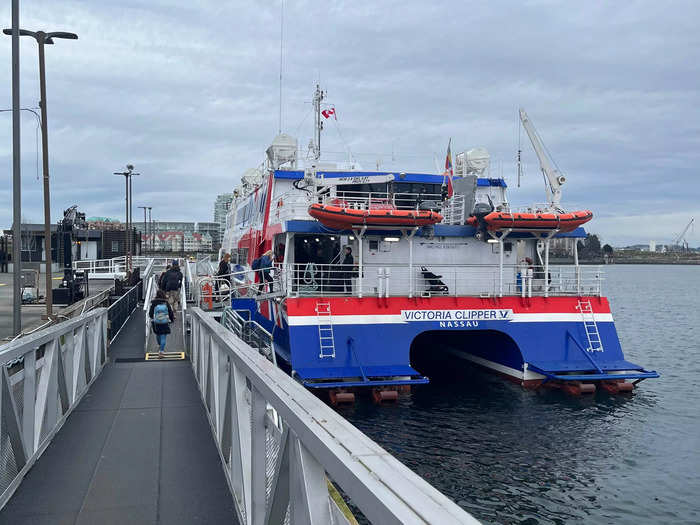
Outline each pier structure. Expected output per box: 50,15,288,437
0,256,479,524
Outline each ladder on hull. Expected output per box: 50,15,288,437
576,299,604,352
315,301,336,358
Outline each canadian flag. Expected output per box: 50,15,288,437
321,108,336,119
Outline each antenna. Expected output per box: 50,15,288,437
278,0,285,134
517,110,522,187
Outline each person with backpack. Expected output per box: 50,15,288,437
148,289,175,358
162,260,183,310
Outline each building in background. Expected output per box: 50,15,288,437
196,222,221,250
214,193,234,242
649,240,656,252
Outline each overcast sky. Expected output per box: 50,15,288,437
1,1,699,246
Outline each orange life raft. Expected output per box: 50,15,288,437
467,210,593,232
308,203,443,230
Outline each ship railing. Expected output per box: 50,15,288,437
188,307,479,524
220,308,276,366
277,263,604,298
194,276,235,310
440,194,467,225
320,190,445,212
273,191,314,222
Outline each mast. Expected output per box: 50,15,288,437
311,84,325,161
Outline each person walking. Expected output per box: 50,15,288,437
148,289,174,358
259,249,274,292
340,246,354,294
158,264,170,290
0,248,7,273
162,260,183,311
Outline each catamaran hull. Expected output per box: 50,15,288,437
235,295,658,390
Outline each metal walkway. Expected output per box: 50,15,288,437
0,256,479,525
0,309,237,525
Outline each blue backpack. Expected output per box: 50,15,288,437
153,303,169,324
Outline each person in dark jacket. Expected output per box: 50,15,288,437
148,289,175,358
216,253,231,291
162,260,183,310
0,249,7,273
340,246,354,293
158,265,170,290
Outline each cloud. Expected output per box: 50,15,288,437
1,0,699,246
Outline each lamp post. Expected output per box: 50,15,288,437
3,27,78,320
147,207,152,254
8,0,20,335
113,166,139,274
138,205,148,256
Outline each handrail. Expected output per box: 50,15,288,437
189,307,479,524
0,308,109,509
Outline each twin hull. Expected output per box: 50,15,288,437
235,295,639,389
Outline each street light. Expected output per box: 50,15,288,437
147,207,153,253
3,27,78,320
138,205,148,255
113,165,139,274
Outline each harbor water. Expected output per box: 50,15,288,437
339,265,699,524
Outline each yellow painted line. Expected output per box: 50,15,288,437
0,283,6,286
52,277,63,280
145,352,185,361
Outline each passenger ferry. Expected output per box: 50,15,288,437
219,87,658,399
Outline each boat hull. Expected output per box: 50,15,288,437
234,295,657,389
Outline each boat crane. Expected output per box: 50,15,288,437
672,217,694,250
519,109,567,211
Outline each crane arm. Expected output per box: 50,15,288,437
519,108,566,208
673,218,694,245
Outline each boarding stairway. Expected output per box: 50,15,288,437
0,256,478,524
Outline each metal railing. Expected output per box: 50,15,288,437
274,263,603,298
0,308,109,509
320,190,444,212
189,308,479,524
441,194,466,225
273,190,466,226
107,281,141,341
220,308,276,366
72,257,126,278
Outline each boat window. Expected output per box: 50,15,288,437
369,239,379,251
294,234,342,265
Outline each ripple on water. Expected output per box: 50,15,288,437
340,266,700,524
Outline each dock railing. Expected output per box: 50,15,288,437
189,307,479,524
0,308,109,508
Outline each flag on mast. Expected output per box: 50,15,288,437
443,138,454,197
321,107,336,120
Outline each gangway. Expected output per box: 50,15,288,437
0,257,480,524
